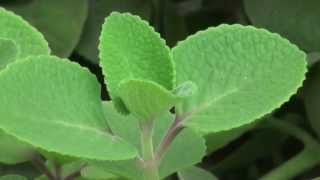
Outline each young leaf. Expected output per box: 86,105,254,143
3,0,88,57
0,55,137,160
178,166,218,180
76,0,151,63
0,130,34,164
118,79,181,120
0,7,50,58
90,102,206,180
173,24,307,134
0,175,27,180
0,38,18,70
99,12,175,114
244,0,320,52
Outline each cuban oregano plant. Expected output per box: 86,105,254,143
0,8,307,180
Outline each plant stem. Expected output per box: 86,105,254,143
31,154,55,180
140,120,159,180
64,164,86,180
261,144,320,180
53,161,62,180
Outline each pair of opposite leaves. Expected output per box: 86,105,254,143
0,8,306,163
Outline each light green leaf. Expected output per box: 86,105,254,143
0,38,18,70
76,0,151,63
0,55,137,160
81,165,122,180
118,79,181,120
3,0,88,57
0,7,50,58
0,175,27,180
90,102,205,180
304,64,320,138
173,81,198,98
0,130,34,164
173,24,306,134
244,0,320,52
178,166,218,180
99,12,175,114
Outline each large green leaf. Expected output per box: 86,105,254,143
118,79,182,120
304,64,320,137
76,0,151,63
0,55,137,160
0,7,50,59
99,12,175,114
3,0,88,57
0,38,18,70
90,102,206,180
173,24,306,134
178,166,218,180
244,0,320,52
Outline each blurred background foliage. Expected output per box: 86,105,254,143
0,0,320,179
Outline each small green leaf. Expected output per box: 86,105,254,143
99,12,175,114
118,79,181,120
0,130,34,164
90,102,206,180
0,8,50,59
4,0,88,57
81,165,122,180
0,55,137,160
244,0,320,52
173,24,306,134
76,0,151,63
0,38,18,70
0,175,27,180
178,166,218,180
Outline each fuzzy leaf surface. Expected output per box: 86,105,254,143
99,12,175,113
0,55,137,160
173,24,306,134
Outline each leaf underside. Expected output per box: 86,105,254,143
173,24,307,134
0,55,137,161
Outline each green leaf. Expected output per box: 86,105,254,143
0,175,27,180
307,52,320,67
90,102,206,180
3,0,88,57
99,12,175,114
76,0,151,63
118,79,181,120
244,0,320,52
178,166,218,180
304,64,320,138
81,165,122,180
0,130,34,164
173,24,307,134
0,55,137,160
0,7,50,58
0,38,18,70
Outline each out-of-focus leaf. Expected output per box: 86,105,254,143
3,0,88,57
307,52,320,67
76,0,151,63
244,0,320,52
0,175,27,180
178,166,218,180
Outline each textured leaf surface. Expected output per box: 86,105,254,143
76,0,150,63
173,24,306,134
0,130,34,164
99,12,175,113
91,102,205,180
244,0,320,52
178,166,218,180
4,0,87,57
304,64,320,138
0,8,50,58
0,175,27,180
119,79,181,120
0,55,137,160
0,38,18,70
